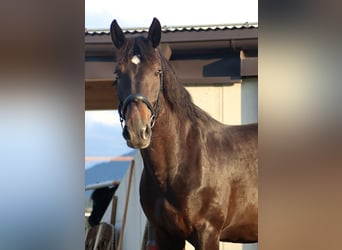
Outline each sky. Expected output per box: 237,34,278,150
85,0,258,29
84,0,258,162
85,111,132,166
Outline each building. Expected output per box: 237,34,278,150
85,22,258,124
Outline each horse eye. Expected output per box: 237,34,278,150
113,76,120,87
114,68,121,77
113,69,121,87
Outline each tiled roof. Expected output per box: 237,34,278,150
85,23,258,35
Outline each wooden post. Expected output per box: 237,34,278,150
111,195,118,250
117,160,135,250
110,195,118,225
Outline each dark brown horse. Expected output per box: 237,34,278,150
88,183,119,227
110,18,258,250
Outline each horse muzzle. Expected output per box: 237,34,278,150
122,122,152,149
119,94,154,149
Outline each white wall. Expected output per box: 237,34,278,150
186,83,242,125
186,79,258,126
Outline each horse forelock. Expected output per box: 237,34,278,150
116,36,157,66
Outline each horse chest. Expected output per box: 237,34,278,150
153,196,192,236
140,169,192,235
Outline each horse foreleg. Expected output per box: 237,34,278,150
197,236,219,250
154,229,185,250
193,225,220,250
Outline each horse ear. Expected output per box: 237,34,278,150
148,18,161,48
110,19,126,49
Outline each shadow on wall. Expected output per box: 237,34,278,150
242,243,258,250
203,50,240,80
241,78,258,124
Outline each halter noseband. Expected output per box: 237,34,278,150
118,69,164,128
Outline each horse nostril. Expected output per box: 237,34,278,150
123,126,130,140
140,125,151,140
140,126,147,140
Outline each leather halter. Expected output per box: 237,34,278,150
118,69,164,128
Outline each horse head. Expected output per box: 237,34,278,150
88,185,118,227
110,18,163,149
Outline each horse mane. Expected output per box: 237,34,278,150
158,50,217,124
90,185,117,201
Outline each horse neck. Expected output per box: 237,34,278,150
152,65,198,143
140,78,195,187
